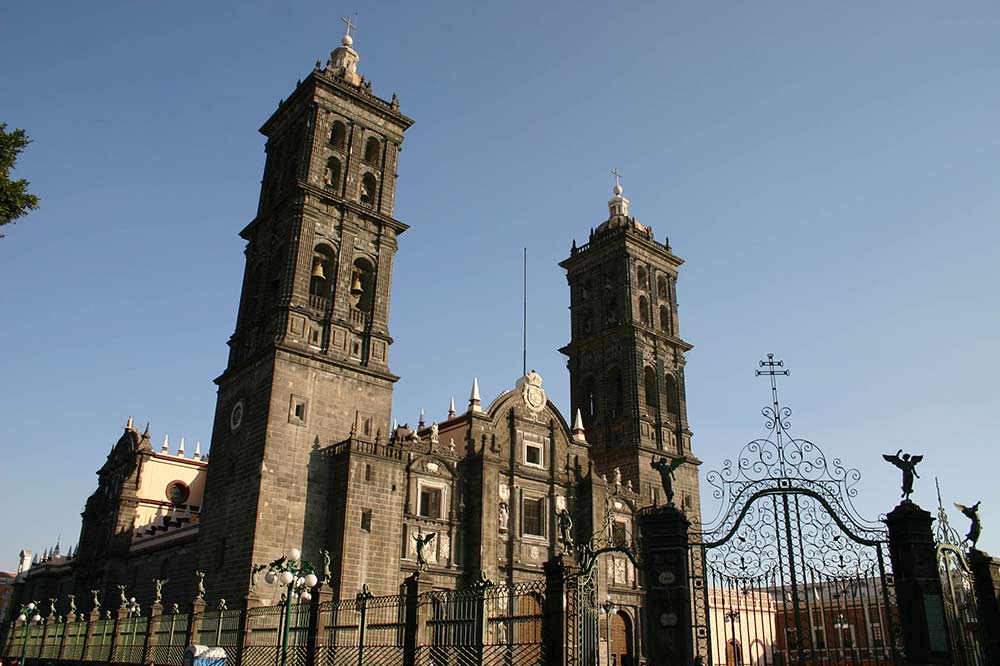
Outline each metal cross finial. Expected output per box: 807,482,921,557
341,15,358,38
756,353,790,441
611,168,622,190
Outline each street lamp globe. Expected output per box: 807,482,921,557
17,614,26,622
31,614,41,623
300,591,312,602
288,548,301,561
265,571,277,585
279,570,294,586
304,573,318,588
27,603,35,610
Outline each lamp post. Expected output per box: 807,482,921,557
16,601,42,665
258,548,318,666
724,610,741,666
600,596,615,666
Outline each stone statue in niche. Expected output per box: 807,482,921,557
498,501,509,531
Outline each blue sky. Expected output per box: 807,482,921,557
1,1,998,569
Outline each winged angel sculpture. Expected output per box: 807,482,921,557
954,501,982,548
882,449,923,500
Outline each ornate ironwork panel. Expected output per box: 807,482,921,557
934,484,987,666
112,615,149,664
689,356,903,666
149,612,189,666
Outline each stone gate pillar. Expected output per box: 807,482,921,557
967,550,1000,666
637,504,692,666
403,572,434,666
542,553,579,666
886,501,954,666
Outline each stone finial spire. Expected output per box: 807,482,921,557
448,397,456,419
193,441,202,461
178,437,185,457
418,409,425,429
608,168,630,218
126,416,134,430
161,434,169,453
469,377,482,413
326,15,361,85
142,423,150,439
572,409,587,443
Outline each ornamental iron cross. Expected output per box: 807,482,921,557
756,353,790,430
611,168,622,190
341,15,358,38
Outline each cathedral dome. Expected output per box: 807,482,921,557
593,176,653,239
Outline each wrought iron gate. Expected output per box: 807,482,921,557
689,356,903,666
934,483,986,666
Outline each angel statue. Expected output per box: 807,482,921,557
413,533,436,570
195,570,206,600
556,509,574,551
651,455,686,505
882,449,923,500
954,501,982,549
154,578,168,605
91,590,101,613
118,584,128,608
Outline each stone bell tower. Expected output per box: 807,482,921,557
560,176,701,522
197,24,414,602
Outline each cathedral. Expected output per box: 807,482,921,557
14,26,703,629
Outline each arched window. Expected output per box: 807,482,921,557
607,368,624,420
636,266,648,290
310,244,336,302
580,376,597,425
644,366,657,408
659,305,670,332
330,121,347,149
657,275,668,299
352,257,375,312
638,296,650,325
324,157,341,190
364,137,380,163
727,640,743,666
360,172,377,207
664,374,679,420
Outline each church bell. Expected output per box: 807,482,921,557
350,273,363,296
311,259,325,280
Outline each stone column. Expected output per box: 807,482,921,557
968,550,1000,666
637,504,692,666
144,602,163,665
542,553,580,666
403,572,434,666
82,609,101,661
56,614,73,661
886,501,954,665
186,598,207,647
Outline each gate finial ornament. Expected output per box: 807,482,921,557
882,449,923,500
954,501,982,549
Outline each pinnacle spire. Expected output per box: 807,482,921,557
469,377,482,413
193,441,201,461
178,437,185,457
448,397,456,419
126,416,133,430
418,408,425,428
572,409,587,443
161,434,169,453
142,423,150,439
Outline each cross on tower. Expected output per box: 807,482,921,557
341,15,358,38
611,168,622,190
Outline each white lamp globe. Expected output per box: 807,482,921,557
288,548,301,561
300,591,312,602
279,570,294,586
304,573,318,588
264,571,277,585
27,602,35,610
31,614,41,623
17,614,26,622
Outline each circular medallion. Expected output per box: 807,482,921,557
230,400,245,432
166,481,190,505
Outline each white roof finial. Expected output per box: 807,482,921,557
193,441,202,461
469,376,482,413
448,397,456,419
608,168,629,217
161,434,169,453
126,416,133,430
340,15,357,47
572,409,587,443
177,437,185,457
418,408,425,428
611,167,623,196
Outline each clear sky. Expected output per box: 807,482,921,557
1,1,998,570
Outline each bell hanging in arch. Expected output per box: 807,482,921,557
350,273,363,296
311,259,325,280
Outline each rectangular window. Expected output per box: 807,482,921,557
813,627,826,649
523,497,545,537
871,623,883,646
525,443,542,466
360,509,372,532
419,487,442,519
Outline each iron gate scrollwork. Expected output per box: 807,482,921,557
689,356,903,666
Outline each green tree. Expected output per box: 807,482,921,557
0,123,40,236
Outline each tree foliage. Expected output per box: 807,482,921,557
0,123,40,236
